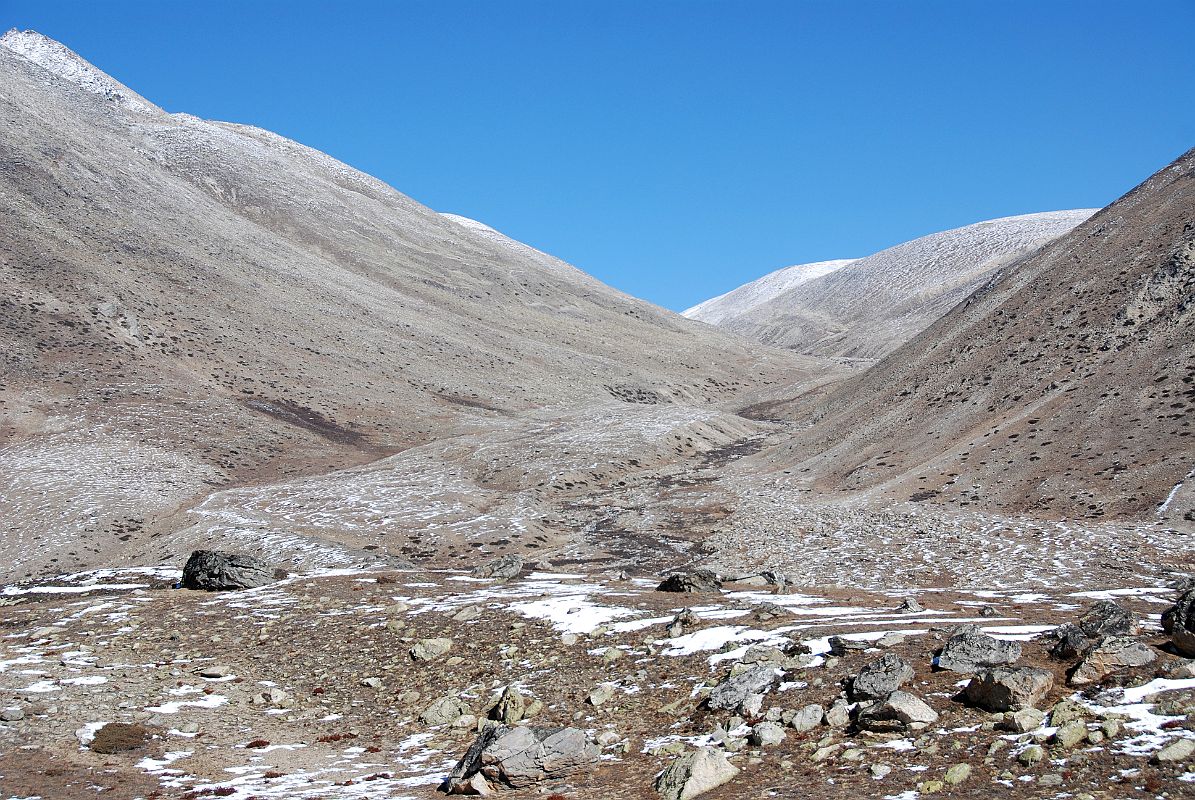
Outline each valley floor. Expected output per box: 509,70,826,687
0,562,1192,799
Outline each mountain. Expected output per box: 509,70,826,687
685,210,1095,361
760,148,1195,522
0,30,828,580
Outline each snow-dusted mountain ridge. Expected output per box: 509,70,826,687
686,209,1097,359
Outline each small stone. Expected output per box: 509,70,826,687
1049,699,1089,727
1153,738,1195,763
360,677,383,689
870,764,892,779
451,605,482,622
917,780,944,793
561,633,578,646
410,637,454,662
1001,708,1045,733
812,744,840,762
788,704,822,732
588,683,617,708
1101,720,1120,738
1018,744,1044,765
197,664,232,679
1,708,24,722
944,763,972,785
1039,773,1064,787
823,700,850,728
1054,718,1089,749
749,722,785,747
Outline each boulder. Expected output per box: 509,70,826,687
442,725,598,794
827,636,869,656
856,691,939,732
1068,636,1157,685
668,609,699,638
421,696,471,727
749,721,785,746
934,624,1021,673
896,597,925,613
787,703,823,732
180,550,278,591
850,653,915,700
657,570,722,594
1047,623,1093,660
1152,738,1195,763
1000,707,1046,733
411,638,454,662
1078,600,1138,639
1163,589,1195,657
489,686,526,724
471,554,524,581
823,699,851,728
654,747,740,800
707,665,778,712
964,667,1054,712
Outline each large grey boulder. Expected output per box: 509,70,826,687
856,690,939,732
442,725,598,794
657,569,722,594
471,554,524,580
707,665,778,712
1078,600,1138,638
964,667,1054,712
935,624,1021,673
1047,623,1093,660
655,747,740,800
180,550,278,591
421,695,471,727
1163,589,1195,656
850,653,914,700
1068,636,1157,685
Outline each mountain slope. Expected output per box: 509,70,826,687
0,30,825,579
686,210,1095,360
762,148,1195,522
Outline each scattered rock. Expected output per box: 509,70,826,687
490,686,526,724
421,696,471,727
654,746,740,800
1047,623,1093,660
787,704,822,732
934,625,1021,673
1078,600,1138,638
1000,707,1046,733
197,664,233,679
443,724,598,794
749,721,785,746
180,550,278,591
1018,744,1045,765
707,665,778,712
1053,719,1088,749
944,763,972,785
360,676,383,689
827,636,869,656
452,605,483,622
588,683,617,708
824,699,851,728
964,667,1053,711
1049,699,1089,727
667,608,699,638
856,691,939,732
1068,636,1156,685
1152,738,1195,763
411,638,454,662
470,555,524,581
851,653,914,700
896,597,924,613
0,708,24,722
656,570,722,594
1163,589,1195,656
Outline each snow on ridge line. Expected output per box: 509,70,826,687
683,259,855,322
684,208,1098,324
1,29,160,115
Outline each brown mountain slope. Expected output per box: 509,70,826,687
0,32,828,580
760,147,1195,522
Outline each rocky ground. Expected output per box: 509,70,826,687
1,559,1193,799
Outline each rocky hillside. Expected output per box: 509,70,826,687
761,147,1195,522
0,30,829,580
686,210,1094,361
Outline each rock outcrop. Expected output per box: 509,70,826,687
179,550,278,591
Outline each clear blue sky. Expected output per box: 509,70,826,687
3,1,1192,311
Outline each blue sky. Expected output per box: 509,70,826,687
3,1,1192,311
